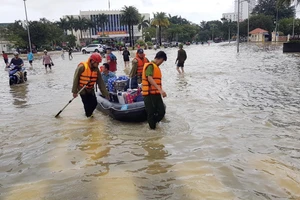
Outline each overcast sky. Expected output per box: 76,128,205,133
1,0,235,24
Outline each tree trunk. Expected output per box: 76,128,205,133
132,25,135,49
128,24,132,47
80,30,83,39
101,24,104,36
159,26,162,46
90,28,92,41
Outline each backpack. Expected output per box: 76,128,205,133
110,53,117,61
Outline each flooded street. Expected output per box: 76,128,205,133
0,43,300,200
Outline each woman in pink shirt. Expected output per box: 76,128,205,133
42,50,53,72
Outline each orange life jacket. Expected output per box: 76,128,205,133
79,60,98,89
142,62,162,96
135,54,148,75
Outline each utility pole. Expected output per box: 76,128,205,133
23,0,32,52
292,0,296,37
247,0,250,43
237,0,240,53
275,7,279,42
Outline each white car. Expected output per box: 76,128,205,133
81,44,104,54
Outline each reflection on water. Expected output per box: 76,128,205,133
10,84,29,108
0,45,300,199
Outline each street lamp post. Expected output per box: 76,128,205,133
23,0,32,52
247,0,250,43
274,7,279,42
292,0,296,37
237,0,240,53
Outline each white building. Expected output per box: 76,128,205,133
222,0,256,22
64,10,150,44
234,0,257,21
222,13,237,22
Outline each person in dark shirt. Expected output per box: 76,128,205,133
68,47,73,60
8,52,24,68
122,47,130,68
8,52,24,80
175,44,187,74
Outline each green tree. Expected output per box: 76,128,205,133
57,18,69,35
151,12,170,46
120,6,140,47
66,16,77,36
5,21,28,47
239,14,274,36
75,16,89,39
252,0,295,21
138,15,150,32
277,0,300,6
168,14,190,25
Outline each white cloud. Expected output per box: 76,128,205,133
1,0,234,23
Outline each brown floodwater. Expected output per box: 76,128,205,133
0,43,299,200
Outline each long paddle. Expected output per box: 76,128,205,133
55,81,90,118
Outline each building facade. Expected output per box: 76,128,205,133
64,10,150,44
234,0,257,21
222,0,256,22
222,13,237,22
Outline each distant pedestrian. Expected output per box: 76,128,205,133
175,44,187,74
27,51,34,67
68,47,73,60
106,47,117,73
61,49,65,60
122,47,130,68
42,50,53,72
2,51,8,65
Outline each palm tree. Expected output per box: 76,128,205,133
76,16,89,39
138,15,150,31
99,14,109,36
57,18,69,35
151,12,170,46
86,19,95,40
66,16,76,36
120,6,140,47
138,15,150,40
277,0,300,6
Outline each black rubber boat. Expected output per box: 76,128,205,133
96,92,147,122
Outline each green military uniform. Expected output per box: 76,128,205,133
143,63,165,129
176,49,187,67
72,64,109,117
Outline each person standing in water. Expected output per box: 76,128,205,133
122,47,130,68
72,53,109,118
2,51,8,65
68,47,73,60
175,44,187,74
142,51,167,130
27,51,34,68
42,50,53,72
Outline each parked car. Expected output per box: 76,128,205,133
81,44,104,54
54,46,63,51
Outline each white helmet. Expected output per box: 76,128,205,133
44,50,47,53
13,51,19,56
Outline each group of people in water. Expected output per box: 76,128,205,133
72,44,187,129
2,44,187,130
